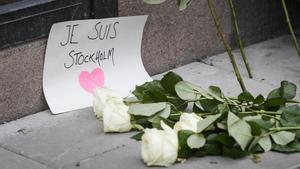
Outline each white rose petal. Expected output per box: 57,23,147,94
174,113,202,133
93,87,132,133
141,121,178,167
102,102,132,132
93,87,124,118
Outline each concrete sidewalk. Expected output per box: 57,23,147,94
1,35,300,169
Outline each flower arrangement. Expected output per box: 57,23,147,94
90,0,300,167
93,72,300,167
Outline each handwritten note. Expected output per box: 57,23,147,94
43,16,151,114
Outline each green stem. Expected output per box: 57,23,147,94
168,102,179,111
281,0,300,58
124,100,141,104
197,112,219,116
207,0,246,92
286,100,300,104
240,110,282,115
260,114,280,121
227,0,253,78
239,110,281,121
169,112,183,116
166,96,179,99
270,126,300,131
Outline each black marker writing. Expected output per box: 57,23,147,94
88,21,119,40
60,24,79,46
64,48,115,69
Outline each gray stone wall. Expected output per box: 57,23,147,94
286,0,300,31
0,0,297,123
119,0,231,75
233,0,286,45
0,40,48,123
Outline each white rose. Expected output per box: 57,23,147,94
141,121,178,167
102,101,132,133
93,87,132,133
93,87,124,118
174,113,202,132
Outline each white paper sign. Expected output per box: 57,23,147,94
43,15,151,114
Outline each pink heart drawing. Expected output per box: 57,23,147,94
79,68,104,93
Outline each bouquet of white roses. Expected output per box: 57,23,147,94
93,72,300,167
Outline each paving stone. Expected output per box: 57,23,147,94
62,142,300,169
187,68,274,97
63,143,266,169
0,147,52,169
153,62,274,97
203,35,300,97
152,62,219,80
0,108,135,169
258,152,300,169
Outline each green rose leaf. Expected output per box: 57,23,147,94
130,132,144,141
288,142,300,151
247,136,261,152
151,116,175,129
280,105,300,127
148,89,167,102
161,71,183,96
129,102,166,116
197,114,221,133
222,146,249,159
294,130,300,140
148,104,171,123
272,141,300,153
132,80,167,103
248,121,262,136
227,112,252,150
175,81,213,101
132,85,147,101
267,81,297,100
167,96,187,110
217,132,235,147
263,98,286,108
217,103,229,114
175,81,200,101
157,104,171,118
194,134,221,157
193,101,204,113
271,131,296,146
199,99,223,113
208,86,224,102
267,88,281,100
196,143,222,157
258,135,272,152
280,81,297,100
238,91,255,102
254,95,265,104
178,130,194,158
187,133,206,149
143,0,166,4
248,119,272,130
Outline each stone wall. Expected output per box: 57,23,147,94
234,0,286,45
119,0,231,75
0,0,297,123
0,39,48,123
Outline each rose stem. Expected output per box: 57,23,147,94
207,0,246,91
281,0,300,58
227,0,253,78
270,126,300,131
